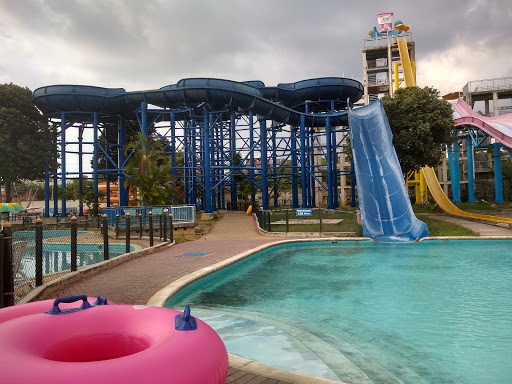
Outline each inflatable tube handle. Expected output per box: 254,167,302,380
93,294,109,306
46,295,92,315
175,305,197,331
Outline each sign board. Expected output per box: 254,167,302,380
377,12,394,33
296,208,313,216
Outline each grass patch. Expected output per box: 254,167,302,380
267,209,358,234
416,214,477,236
172,212,222,243
412,205,443,214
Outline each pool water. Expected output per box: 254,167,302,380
14,231,133,277
166,240,512,384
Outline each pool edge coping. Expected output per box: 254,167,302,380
228,354,347,384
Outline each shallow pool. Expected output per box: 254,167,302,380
16,237,132,278
166,240,512,383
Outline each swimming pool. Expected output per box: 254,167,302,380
166,240,512,383
16,239,133,278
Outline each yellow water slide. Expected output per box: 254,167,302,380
395,38,512,224
395,37,416,87
422,166,512,224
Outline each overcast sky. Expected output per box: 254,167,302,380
1,0,511,97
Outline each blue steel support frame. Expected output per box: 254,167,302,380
43,93,357,216
291,127,299,208
493,142,504,204
230,112,237,208
44,155,50,217
325,117,334,209
331,100,339,209
350,160,356,208
466,136,476,204
249,112,256,203
171,112,177,178
60,112,67,217
260,119,268,210
203,110,212,213
272,122,278,207
210,112,216,212
300,115,307,207
78,126,84,216
452,140,462,204
93,112,99,211
447,144,455,200
118,118,128,207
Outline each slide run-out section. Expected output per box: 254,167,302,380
453,98,512,147
421,99,512,224
349,100,429,242
422,166,512,224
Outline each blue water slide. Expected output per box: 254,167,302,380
33,77,363,127
348,100,429,242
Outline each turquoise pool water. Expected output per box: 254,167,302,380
13,230,133,277
166,240,512,384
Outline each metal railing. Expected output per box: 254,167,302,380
101,205,195,226
363,32,413,48
463,77,512,94
255,207,359,236
1,213,174,307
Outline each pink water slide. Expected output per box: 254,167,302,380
452,98,512,148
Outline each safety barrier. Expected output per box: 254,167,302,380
1,213,175,307
255,207,359,236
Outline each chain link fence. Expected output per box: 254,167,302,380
1,213,174,306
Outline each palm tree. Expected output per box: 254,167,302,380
123,132,184,205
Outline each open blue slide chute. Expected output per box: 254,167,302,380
348,100,429,242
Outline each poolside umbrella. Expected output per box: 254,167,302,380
0,203,25,229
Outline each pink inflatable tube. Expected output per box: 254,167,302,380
0,297,228,384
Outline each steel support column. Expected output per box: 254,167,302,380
300,115,307,207
260,119,268,210
466,136,475,204
230,112,237,208
494,142,504,204
44,155,50,217
249,112,256,203
60,112,67,217
272,123,278,207
203,111,212,213
93,112,99,211
325,117,334,209
118,118,128,207
291,127,299,208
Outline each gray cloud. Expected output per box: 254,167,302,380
1,0,511,95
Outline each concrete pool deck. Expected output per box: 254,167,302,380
37,210,512,383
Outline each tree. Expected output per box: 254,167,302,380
124,132,183,205
382,86,454,174
59,178,106,216
0,83,55,201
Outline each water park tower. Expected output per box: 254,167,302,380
362,13,414,105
